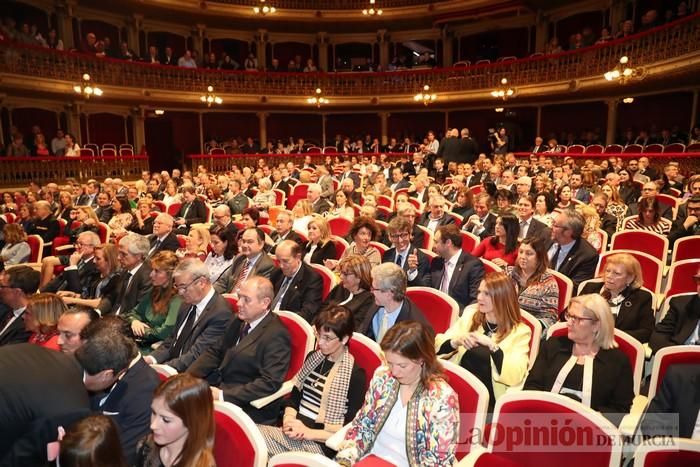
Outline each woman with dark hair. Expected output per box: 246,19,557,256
240,207,260,229
472,214,520,267
600,183,627,231
494,188,516,215
204,226,238,284
328,190,356,221
325,216,381,270
624,196,672,235
124,251,182,350
322,255,376,329
436,273,531,408
555,184,574,210
491,127,509,155
108,195,134,239
451,186,474,218
258,305,366,457
506,236,560,329
64,133,80,157
617,169,640,205
533,191,557,227
135,373,215,467
59,415,127,467
336,321,459,466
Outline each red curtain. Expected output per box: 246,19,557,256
202,113,259,142
11,108,58,141
326,114,380,142
86,113,126,145
617,92,692,133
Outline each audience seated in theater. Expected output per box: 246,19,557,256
668,195,700,246
59,415,127,467
516,194,550,242
633,182,673,221
203,226,237,284
524,294,634,424
506,236,560,329
590,193,617,241
188,276,291,424
146,213,179,259
303,215,336,265
124,251,182,351
649,266,700,353
109,234,153,315
26,200,60,257
0,343,90,464
323,255,377,330
328,189,356,221
75,325,160,465
176,226,210,262
307,183,332,215
383,216,431,287
108,196,135,240
462,192,497,240
56,306,98,354
579,252,654,343
624,196,672,235
450,186,475,218
617,168,640,205
1,223,30,265
360,263,431,342
291,199,313,236
336,321,459,466
429,224,485,309
174,187,206,233
59,243,123,316
547,210,598,291
145,259,231,371
270,240,323,323
437,273,531,409
40,231,100,293
472,213,520,267
135,373,215,467
94,192,113,223
55,191,75,223
418,195,454,233
63,206,100,243
129,199,156,236
258,305,366,457
0,266,40,346
162,180,182,208
325,216,381,271
577,204,603,252
213,227,275,294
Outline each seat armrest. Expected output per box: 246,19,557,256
619,395,649,436
250,380,293,409
456,445,488,466
325,422,351,451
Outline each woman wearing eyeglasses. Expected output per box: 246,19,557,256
322,255,377,330
257,305,365,457
524,294,634,424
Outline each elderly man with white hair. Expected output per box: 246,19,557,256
307,183,331,215
147,213,179,258
111,233,153,315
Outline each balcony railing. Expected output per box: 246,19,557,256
0,14,697,98
211,0,450,8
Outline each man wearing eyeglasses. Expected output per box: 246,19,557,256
146,258,231,371
382,216,430,287
41,231,100,294
669,195,700,246
649,267,700,353
0,266,40,346
547,210,598,291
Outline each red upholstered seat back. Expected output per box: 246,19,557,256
277,314,310,381
26,235,42,262
443,365,488,458
645,449,700,466
328,217,352,237
672,237,700,262
214,410,256,467
405,289,454,334
665,259,700,296
611,231,667,262
654,353,700,399
167,202,182,217
347,335,382,391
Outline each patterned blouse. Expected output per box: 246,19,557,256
335,367,459,467
341,242,382,268
606,203,627,232
505,266,560,329
623,217,672,235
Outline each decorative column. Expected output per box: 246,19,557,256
132,106,146,155
56,0,76,50
605,99,618,146
536,105,542,137
66,102,82,143
377,29,390,71
317,32,329,72
256,29,268,70
441,27,453,67
257,112,268,147
126,14,143,56
192,24,206,56
379,112,389,146
690,90,699,137
534,10,548,53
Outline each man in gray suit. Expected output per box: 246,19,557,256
316,165,335,201
307,183,331,215
112,234,152,315
226,179,250,216
146,259,231,371
214,227,276,294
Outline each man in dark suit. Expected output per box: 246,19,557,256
360,262,431,342
516,195,550,241
591,193,617,241
269,240,323,323
458,128,479,164
146,259,232,371
94,192,113,223
41,231,101,294
0,344,90,462
112,233,152,315
569,173,589,202
649,277,700,353
429,224,484,310
530,136,548,154
462,193,497,240
175,186,207,233
189,276,291,425
307,183,332,215
436,128,461,165
76,180,100,207
27,200,60,258
226,179,250,216
0,266,40,346
668,195,700,246
270,168,290,196
389,166,411,191
211,205,239,240
76,327,160,465
547,210,598,291
383,216,430,287
338,161,361,190
269,211,303,255
214,227,276,294
639,363,700,439
147,213,180,258
418,195,455,233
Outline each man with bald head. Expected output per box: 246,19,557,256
148,213,179,258
188,276,291,424
269,240,323,323
212,204,238,238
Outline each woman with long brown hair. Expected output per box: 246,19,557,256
135,373,215,467
436,272,531,408
124,251,182,350
59,415,127,467
336,321,459,466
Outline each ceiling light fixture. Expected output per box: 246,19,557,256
414,84,437,106
73,73,103,99
200,86,223,107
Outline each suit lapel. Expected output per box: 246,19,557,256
229,312,272,358
449,253,465,292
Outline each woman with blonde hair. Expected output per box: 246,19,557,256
162,179,181,208
291,199,313,235
60,243,122,315
177,226,210,262
524,294,634,423
577,203,602,252
135,373,215,467
64,205,100,241
0,223,30,265
131,198,156,236
55,190,75,222
578,252,654,343
303,215,336,265
25,293,67,351
436,272,531,408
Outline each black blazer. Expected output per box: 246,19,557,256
417,213,455,230
110,262,152,315
41,257,100,295
359,297,432,342
95,206,113,223
270,262,324,323
551,238,599,292
148,232,180,255
304,240,336,265
269,230,304,255
177,198,207,227
322,286,377,331
522,217,550,242
151,291,233,372
463,212,497,240
650,294,700,353
0,306,31,346
580,281,654,343
600,213,617,241
640,363,700,438
188,312,291,425
382,247,431,287
428,250,484,310
129,215,154,236
92,358,159,465
524,336,634,424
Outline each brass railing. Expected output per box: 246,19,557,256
0,156,149,187
211,0,449,8
0,14,697,97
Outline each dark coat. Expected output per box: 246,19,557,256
640,363,700,438
550,238,599,291
110,262,152,315
428,250,485,310
322,286,377,331
650,294,700,353
303,240,337,265
359,297,431,342
270,263,324,323
382,247,431,287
